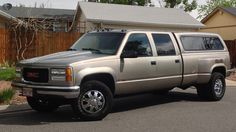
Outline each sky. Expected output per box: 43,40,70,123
0,0,207,18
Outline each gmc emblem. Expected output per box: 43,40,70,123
26,72,39,78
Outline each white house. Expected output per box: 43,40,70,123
70,2,204,32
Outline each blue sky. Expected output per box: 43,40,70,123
0,0,207,18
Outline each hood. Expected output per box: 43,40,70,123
20,51,108,66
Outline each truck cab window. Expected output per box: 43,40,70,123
123,33,152,57
152,34,176,56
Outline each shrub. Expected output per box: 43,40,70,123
0,88,15,104
0,67,16,81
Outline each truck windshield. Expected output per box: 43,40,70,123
70,32,125,55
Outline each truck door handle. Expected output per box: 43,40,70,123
175,59,180,63
151,61,156,65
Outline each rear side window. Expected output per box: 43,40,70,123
152,34,176,56
203,37,224,50
181,36,224,51
181,36,205,51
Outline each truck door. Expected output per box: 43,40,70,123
116,33,157,94
151,33,182,89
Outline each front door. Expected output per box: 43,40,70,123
116,33,157,94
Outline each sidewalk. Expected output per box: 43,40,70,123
226,79,236,87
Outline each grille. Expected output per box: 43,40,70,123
23,68,49,83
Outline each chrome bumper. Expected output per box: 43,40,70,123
12,82,80,99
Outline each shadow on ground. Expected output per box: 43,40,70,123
0,89,202,125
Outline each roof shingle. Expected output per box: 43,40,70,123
0,6,75,19
76,2,204,28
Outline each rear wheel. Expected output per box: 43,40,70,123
71,80,113,121
197,72,225,101
27,97,59,112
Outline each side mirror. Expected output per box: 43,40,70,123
120,51,138,58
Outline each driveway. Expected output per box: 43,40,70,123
0,87,236,132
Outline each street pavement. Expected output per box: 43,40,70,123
0,87,236,132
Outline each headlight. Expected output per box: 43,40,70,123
51,69,66,75
51,67,72,82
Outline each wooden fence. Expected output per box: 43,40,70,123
0,28,82,63
225,40,236,68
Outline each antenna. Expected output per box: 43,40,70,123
2,3,12,11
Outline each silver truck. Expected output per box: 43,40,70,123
12,30,231,120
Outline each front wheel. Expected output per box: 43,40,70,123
27,97,59,112
71,80,113,121
197,72,226,101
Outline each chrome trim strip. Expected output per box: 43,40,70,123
117,73,212,84
117,75,182,84
12,82,80,90
198,73,211,76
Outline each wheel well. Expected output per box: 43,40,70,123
81,73,115,94
212,67,226,77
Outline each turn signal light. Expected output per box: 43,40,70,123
66,67,72,82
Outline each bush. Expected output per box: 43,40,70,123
0,67,16,81
0,88,15,104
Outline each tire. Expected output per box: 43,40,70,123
27,97,59,112
197,72,226,101
71,80,113,121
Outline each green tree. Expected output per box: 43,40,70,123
164,0,197,12
198,0,236,19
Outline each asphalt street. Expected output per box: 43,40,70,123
0,87,236,132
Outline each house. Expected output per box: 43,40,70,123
200,7,236,40
0,6,75,32
70,2,204,32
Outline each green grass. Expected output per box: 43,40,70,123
0,89,15,103
0,67,16,81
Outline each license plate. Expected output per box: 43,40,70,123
22,88,33,97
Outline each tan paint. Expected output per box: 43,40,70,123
200,9,236,40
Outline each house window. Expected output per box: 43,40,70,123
52,22,67,32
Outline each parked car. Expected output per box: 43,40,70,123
12,30,231,120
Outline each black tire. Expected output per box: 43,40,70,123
197,72,226,101
71,80,113,121
27,97,59,112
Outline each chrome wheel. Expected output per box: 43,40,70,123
214,79,223,96
80,90,105,114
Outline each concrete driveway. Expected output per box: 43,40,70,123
0,87,236,132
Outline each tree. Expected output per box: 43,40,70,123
164,0,197,12
198,0,236,19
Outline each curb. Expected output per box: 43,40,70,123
0,104,31,113
226,79,236,87
0,105,9,111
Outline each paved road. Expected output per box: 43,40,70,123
0,87,236,132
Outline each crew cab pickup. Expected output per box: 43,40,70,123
12,30,231,120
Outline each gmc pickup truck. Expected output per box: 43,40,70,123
12,30,231,120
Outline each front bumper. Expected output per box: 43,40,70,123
12,82,80,99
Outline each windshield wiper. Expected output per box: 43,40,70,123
82,48,101,53
67,48,77,51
